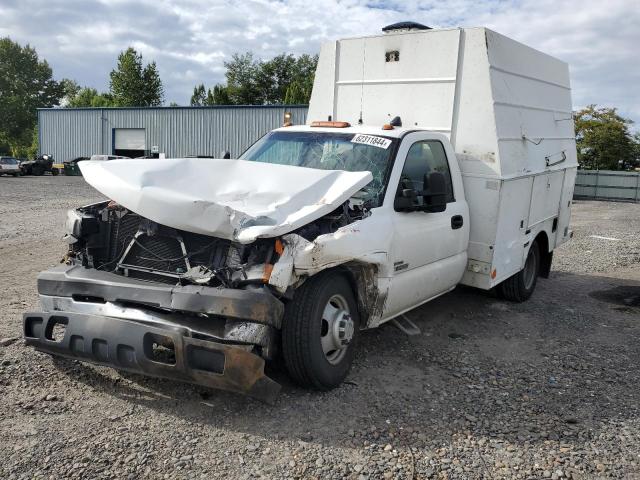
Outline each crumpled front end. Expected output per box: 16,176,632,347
24,265,283,403
24,163,388,401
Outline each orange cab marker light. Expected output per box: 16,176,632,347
491,268,497,279
382,124,394,130
310,121,351,128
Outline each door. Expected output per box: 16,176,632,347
113,128,146,158
383,134,469,319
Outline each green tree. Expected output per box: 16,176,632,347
109,47,164,106
12,126,38,159
192,52,317,106
60,78,81,105
210,84,230,105
574,105,636,170
190,84,207,106
224,52,261,104
0,37,64,155
66,87,114,107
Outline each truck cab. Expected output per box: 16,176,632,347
238,122,470,323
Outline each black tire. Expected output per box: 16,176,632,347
32,165,44,176
499,241,540,302
51,168,59,176
282,271,359,390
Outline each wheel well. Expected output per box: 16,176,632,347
333,263,381,329
533,231,553,278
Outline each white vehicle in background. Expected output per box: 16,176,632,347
24,23,577,402
0,156,21,176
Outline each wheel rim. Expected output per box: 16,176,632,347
320,294,354,365
523,245,538,290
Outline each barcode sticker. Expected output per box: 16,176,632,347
351,134,392,149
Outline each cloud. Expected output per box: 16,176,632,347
1,0,638,123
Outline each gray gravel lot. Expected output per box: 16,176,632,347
1,175,639,479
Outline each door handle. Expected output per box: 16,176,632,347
451,215,463,229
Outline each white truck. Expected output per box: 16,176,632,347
24,23,577,403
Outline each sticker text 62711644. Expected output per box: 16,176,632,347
351,134,392,150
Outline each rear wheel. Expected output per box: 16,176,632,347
32,165,44,176
51,168,59,176
499,241,540,302
282,272,359,390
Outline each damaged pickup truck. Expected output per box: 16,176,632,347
24,24,577,403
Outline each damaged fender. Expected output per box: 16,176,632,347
269,209,395,327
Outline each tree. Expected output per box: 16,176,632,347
574,105,637,170
224,52,261,104
210,84,230,105
66,87,114,107
190,84,207,106
0,37,64,155
109,47,164,106
190,52,318,106
60,78,81,105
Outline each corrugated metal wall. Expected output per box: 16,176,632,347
38,106,309,162
575,170,640,202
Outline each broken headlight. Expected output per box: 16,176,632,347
63,209,99,244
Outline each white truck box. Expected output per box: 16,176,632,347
308,27,578,288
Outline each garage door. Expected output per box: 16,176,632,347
114,129,146,150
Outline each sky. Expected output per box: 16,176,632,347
1,0,639,123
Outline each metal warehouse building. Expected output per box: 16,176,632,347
37,105,309,162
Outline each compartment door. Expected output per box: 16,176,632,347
528,171,564,229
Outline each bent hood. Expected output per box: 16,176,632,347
79,157,373,243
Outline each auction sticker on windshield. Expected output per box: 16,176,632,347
351,134,392,149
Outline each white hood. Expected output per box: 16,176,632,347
79,158,372,243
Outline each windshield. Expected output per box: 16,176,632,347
239,131,397,206
0,157,18,165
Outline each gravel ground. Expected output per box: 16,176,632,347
1,175,639,480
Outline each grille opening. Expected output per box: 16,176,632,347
144,333,176,365
101,212,235,286
72,294,106,304
45,316,68,342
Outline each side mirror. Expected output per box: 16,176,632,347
394,178,417,211
423,172,447,213
221,150,231,159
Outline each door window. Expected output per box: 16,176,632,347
397,141,454,206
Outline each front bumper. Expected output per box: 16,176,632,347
23,265,285,403
24,311,280,403
38,265,284,328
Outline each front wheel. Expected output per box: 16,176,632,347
282,272,359,390
498,241,540,302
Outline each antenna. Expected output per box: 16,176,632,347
358,40,366,125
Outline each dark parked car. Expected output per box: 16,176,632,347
20,154,57,176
